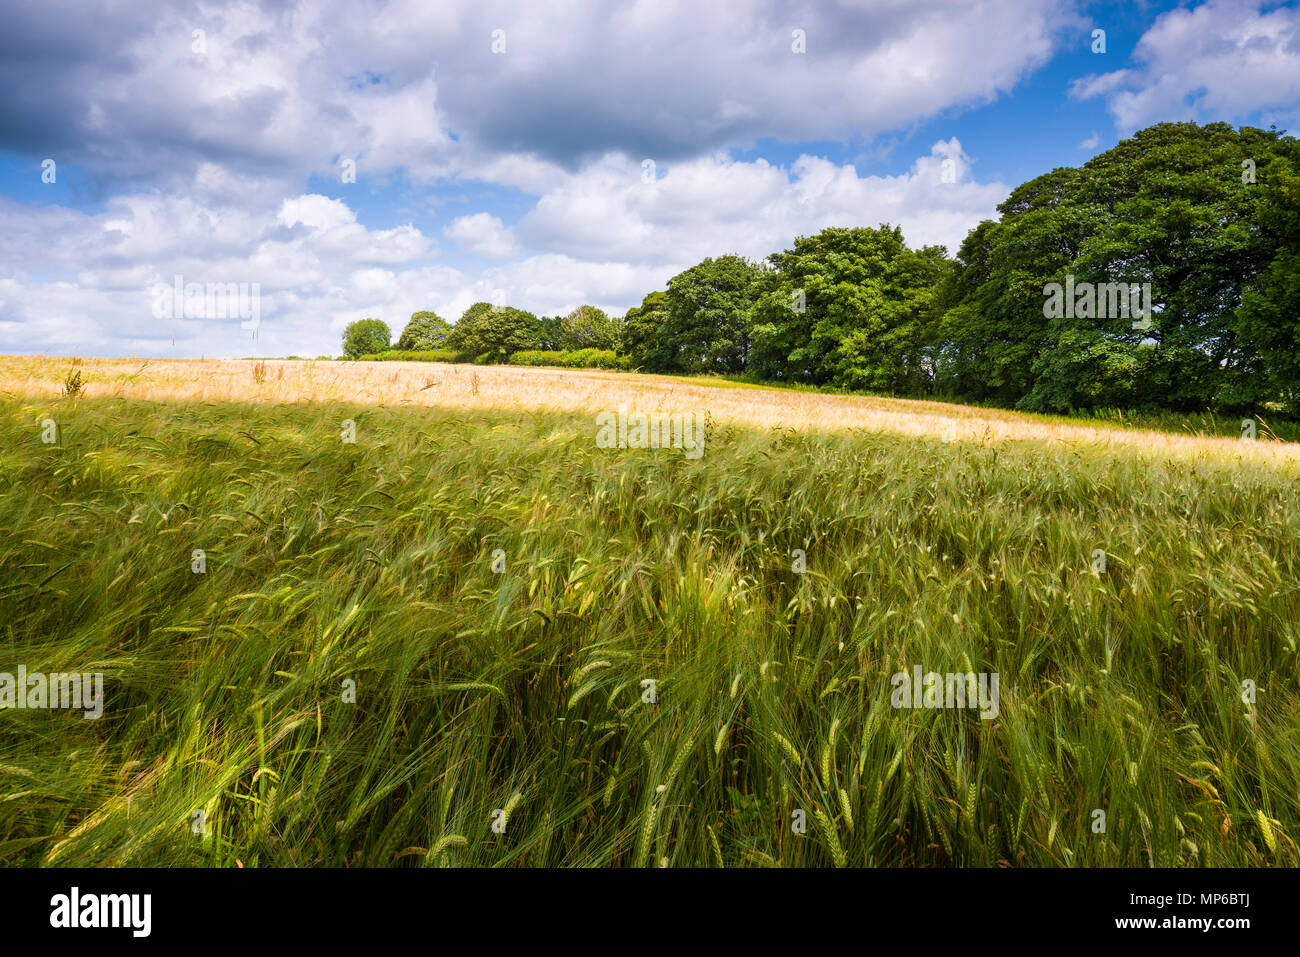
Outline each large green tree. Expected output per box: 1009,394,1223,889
941,122,1293,413
935,193,1073,405
559,305,619,351
749,225,951,393
662,255,763,373
342,318,391,358
396,311,451,350
1234,139,1300,416
619,291,672,370
446,302,544,361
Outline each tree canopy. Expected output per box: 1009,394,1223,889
940,122,1293,413
445,302,544,361
662,255,763,373
749,225,952,394
341,318,390,358
560,305,619,351
396,311,451,351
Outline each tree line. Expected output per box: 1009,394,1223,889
344,122,1300,417
344,303,622,365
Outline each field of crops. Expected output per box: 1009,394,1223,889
1,358,1297,866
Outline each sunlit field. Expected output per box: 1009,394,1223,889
3,356,1298,463
1,357,1297,866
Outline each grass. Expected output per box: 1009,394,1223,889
673,373,1300,443
0,360,1297,867
6,357,1300,464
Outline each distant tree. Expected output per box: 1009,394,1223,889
662,256,763,373
446,302,544,360
397,311,451,350
560,305,618,351
748,225,950,393
342,318,391,358
537,315,565,351
620,291,672,370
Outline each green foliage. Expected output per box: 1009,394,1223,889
342,318,391,359
663,255,764,373
537,315,564,352
396,312,452,351
749,225,952,393
1015,330,1155,413
358,349,466,363
509,349,628,369
559,306,619,351
446,303,544,361
1234,142,1300,417
3,396,1297,866
619,291,672,371
933,219,1030,403
941,122,1295,413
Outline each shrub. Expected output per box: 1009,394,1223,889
510,349,628,370
358,349,468,363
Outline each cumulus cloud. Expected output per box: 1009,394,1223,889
517,139,1006,265
1070,0,1300,132
0,0,1074,357
0,185,446,357
0,136,1009,357
420,0,1078,167
0,0,1077,186
445,213,517,259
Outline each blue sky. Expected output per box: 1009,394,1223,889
1,0,1297,358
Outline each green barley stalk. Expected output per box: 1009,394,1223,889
634,799,660,868
425,834,467,866
814,808,847,868
498,791,523,832
707,825,724,868
772,733,802,771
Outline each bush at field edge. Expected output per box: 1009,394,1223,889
356,347,629,370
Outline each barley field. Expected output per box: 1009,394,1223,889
1,357,1297,866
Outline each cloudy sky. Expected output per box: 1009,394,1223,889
2,0,1298,358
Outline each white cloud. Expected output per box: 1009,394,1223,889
517,140,1007,265
0,0,1082,357
0,0,1079,185
0,184,447,358
1070,1,1300,132
0,137,1010,357
277,196,357,231
445,213,518,258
